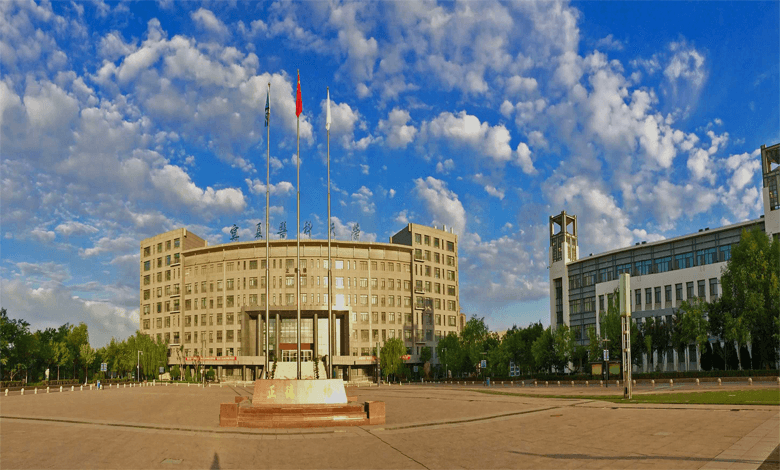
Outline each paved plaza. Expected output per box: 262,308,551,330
1,382,778,469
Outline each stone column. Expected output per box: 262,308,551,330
275,312,281,360
313,313,319,359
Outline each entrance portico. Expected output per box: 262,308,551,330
240,306,351,376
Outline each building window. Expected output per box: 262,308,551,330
698,280,706,298
675,253,693,270
635,289,641,308
415,233,422,244
446,241,455,252
654,256,671,273
144,261,150,271
676,283,683,302
720,245,732,262
686,282,694,299
665,285,672,303
598,295,604,312
709,278,719,298
654,287,661,305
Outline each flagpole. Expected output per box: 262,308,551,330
296,70,302,380
265,82,270,380
326,87,333,380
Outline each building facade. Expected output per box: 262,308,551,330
550,143,780,371
140,223,464,380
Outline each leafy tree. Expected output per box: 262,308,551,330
700,342,713,371
419,346,432,364
720,227,780,369
170,364,181,380
460,316,490,374
724,313,751,370
435,333,461,377
552,324,576,373
711,341,725,370
80,344,96,383
676,298,710,369
0,309,33,380
380,338,406,381
53,342,71,380
516,322,544,374
586,326,601,366
531,327,554,373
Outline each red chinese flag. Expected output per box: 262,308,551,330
295,71,302,117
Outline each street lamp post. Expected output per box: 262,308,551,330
443,348,447,380
601,338,610,387
137,350,143,383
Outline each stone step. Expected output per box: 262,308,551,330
237,413,368,428
240,404,364,415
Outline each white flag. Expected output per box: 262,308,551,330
325,88,331,131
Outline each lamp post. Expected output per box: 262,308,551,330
137,350,143,383
443,348,447,380
601,338,610,387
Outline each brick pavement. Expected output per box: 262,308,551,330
0,382,777,469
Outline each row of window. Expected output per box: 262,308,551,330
182,347,237,357
186,259,412,277
413,249,457,266
568,278,720,314
181,275,456,294
143,238,181,257
570,246,732,287
142,299,180,314
142,268,180,285
353,326,452,344
143,253,181,271
413,264,457,280
414,233,456,252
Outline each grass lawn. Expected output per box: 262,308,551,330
474,388,780,405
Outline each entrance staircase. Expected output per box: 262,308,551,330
230,402,369,428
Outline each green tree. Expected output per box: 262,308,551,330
724,313,751,370
531,327,554,373
0,309,33,381
170,364,181,380
80,344,96,383
380,338,406,381
720,227,780,369
460,316,490,374
436,332,461,377
552,324,576,373
677,298,710,369
53,341,70,381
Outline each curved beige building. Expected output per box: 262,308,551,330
139,223,464,381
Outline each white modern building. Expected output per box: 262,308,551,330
549,143,780,371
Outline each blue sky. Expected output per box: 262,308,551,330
1,0,778,347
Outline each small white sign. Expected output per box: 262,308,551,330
603,350,609,362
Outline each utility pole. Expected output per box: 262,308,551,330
619,273,632,399
137,350,143,383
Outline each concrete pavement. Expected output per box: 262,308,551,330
1,382,777,469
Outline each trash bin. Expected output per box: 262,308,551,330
486,377,490,386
